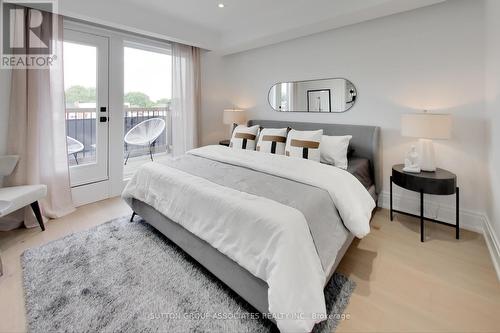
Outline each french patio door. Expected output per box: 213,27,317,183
64,29,109,187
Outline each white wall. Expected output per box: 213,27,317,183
0,69,11,155
201,0,488,230
485,0,500,244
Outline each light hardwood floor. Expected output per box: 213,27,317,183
0,197,499,333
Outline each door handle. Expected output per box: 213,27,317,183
100,116,108,123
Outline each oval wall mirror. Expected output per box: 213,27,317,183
268,78,357,113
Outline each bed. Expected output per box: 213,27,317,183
122,120,381,332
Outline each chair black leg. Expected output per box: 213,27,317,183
124,151,131,165
420,190,424,242
149,142,154,161
130,212,136,222
73,153,79,165
30,201,45,231
456,187,460,240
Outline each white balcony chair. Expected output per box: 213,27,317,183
0,155,47,276
67,136,84,165
124,118,165,165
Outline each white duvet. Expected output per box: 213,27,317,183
189,145,375,238
122,145,375,333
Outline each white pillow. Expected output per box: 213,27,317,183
256,128,288,155
285,129,323,162
230,125,260,150
320,135,352,169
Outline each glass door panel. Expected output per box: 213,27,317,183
123,43,171,179
64,41,97,166
64,29,109,186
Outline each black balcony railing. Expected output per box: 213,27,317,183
66,107,169,165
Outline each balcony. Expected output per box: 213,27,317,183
66,107,170,177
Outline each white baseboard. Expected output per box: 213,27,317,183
379,190,500,281
378,191,483,233
482,215,500,281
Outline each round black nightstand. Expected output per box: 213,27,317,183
390,164,459,242
219,139,230,147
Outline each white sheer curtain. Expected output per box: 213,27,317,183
3,8,74,229
171,43,201,157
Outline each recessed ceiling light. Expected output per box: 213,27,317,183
218,3,225,8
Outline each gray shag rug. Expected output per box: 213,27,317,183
22,216,355,333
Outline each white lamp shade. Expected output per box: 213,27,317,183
401,113,452,140
223,109,246,125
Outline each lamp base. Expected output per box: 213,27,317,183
419,138,436,172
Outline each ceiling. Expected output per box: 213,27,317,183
66,0,447,54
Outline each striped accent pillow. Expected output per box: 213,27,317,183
285,129,323,162
256,128,288,155
230,125,260,150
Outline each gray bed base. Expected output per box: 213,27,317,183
131,120,380,321
131,198,355,319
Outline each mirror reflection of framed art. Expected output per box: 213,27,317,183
268,78,357,113
307,89,331,112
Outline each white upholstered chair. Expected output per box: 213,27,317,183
0,156,47,231
0,156,47,276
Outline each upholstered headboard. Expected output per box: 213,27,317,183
248,120,382,195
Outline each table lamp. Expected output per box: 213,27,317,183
401,111,452,172
223,109,246,137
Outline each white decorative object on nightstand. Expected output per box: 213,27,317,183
403,145,421,173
